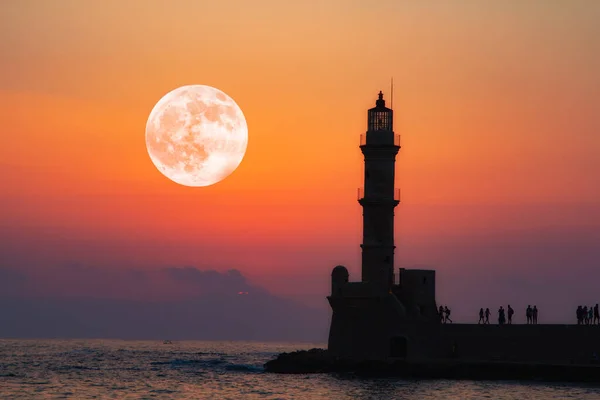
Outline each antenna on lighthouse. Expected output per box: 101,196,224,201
390,77,394,110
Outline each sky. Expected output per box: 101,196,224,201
1,1,600,333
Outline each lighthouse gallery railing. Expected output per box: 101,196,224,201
360,134,401,147
357,188,401,202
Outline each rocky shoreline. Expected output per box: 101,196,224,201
264,349,600,383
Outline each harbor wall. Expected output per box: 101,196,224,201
410,323,600,364
328,293,600,365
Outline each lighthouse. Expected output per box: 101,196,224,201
327,90,437,361
358,91,400,293
325,91,594,366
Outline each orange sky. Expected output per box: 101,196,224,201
1,1,600,304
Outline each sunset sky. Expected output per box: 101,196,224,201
1,1,600,321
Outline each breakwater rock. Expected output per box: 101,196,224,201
264,349,336,373
264,349,600,382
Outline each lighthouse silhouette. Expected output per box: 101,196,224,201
327,90,437,361
358,90,400,292
280,91,600,369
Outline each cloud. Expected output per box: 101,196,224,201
0,263,262,300
163,267,252,294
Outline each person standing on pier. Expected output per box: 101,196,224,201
526,305,532,324
485,308,491,324
498,306,506,325
532,306,538,324
478,308,485,324
444,306,453,323
507,305,514,324
594,304,599,325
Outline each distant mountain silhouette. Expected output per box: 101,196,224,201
0,267,329,342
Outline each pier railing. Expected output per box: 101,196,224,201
360,134,401,147
357,188,401,202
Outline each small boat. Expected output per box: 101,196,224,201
163,340,172,344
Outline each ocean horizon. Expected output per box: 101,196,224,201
1,338,600,399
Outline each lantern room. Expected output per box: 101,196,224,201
367,91,393,132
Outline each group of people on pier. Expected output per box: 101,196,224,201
438,305,453,323
477,305,523,325
477,305,538,325
440,303,600,325
577,304,600,325
525,305,539,324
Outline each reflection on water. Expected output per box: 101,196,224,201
0,339,599,399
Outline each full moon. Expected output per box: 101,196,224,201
145,85,248,187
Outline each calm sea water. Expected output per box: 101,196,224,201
1,339,600,399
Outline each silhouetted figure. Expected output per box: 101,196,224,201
594,304,599,325
439,305,445,323
588,306,594,325
485,308,491,324
498,306,506,325
478,308,485,324
532,305,538,324
526,305,532,324
444,306,453,323
583,306,589,325
507,305,514,324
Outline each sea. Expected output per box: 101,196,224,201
1,339,600,400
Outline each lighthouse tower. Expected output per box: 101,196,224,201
327,90,437,361
359,91,400,293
